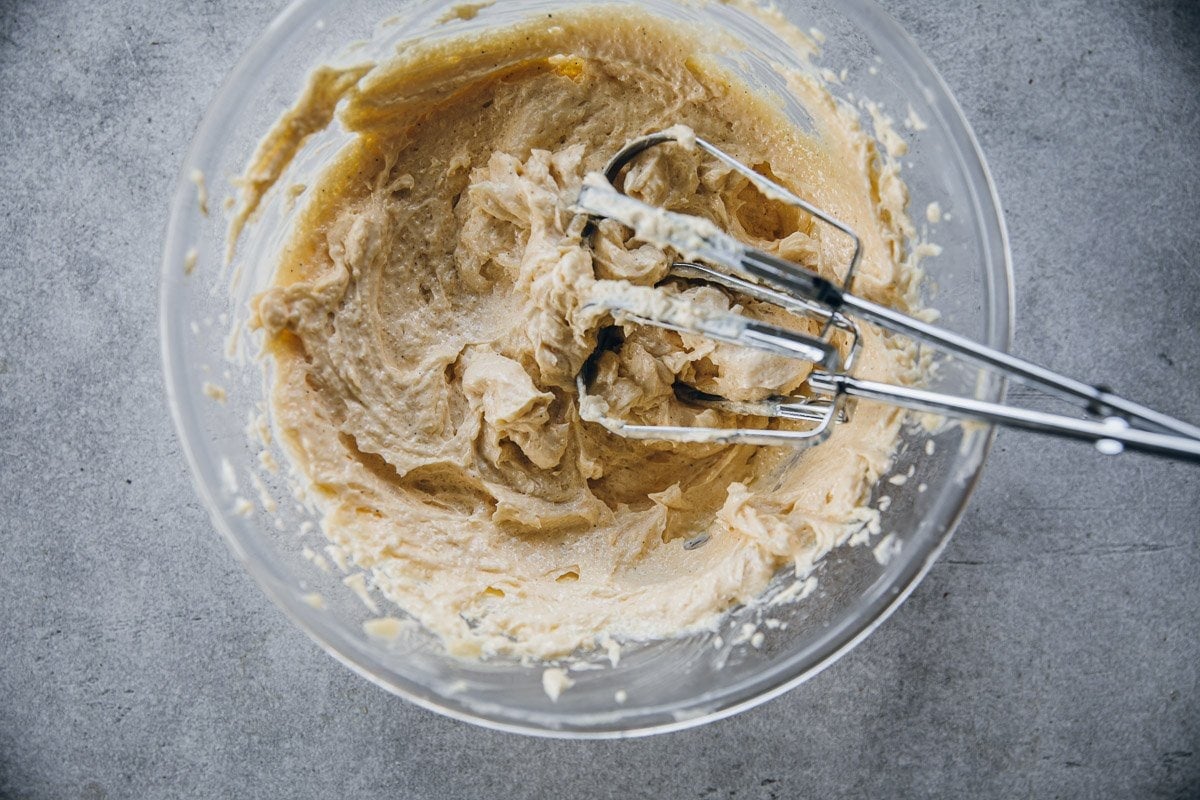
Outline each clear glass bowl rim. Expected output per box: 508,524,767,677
160,0,1014,738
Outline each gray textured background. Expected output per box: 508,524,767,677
1,0,1198,797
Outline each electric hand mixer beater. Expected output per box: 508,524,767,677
572,129,1200,463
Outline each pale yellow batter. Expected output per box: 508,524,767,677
246,5,919,659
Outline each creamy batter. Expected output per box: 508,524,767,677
246,5,920,660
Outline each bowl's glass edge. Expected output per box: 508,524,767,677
159,0,1015,738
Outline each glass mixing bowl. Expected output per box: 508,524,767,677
161,0,1011,737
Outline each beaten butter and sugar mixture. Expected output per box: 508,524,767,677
248,6,920,659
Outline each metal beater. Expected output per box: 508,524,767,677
573,129,1200,462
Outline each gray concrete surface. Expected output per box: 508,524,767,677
1,0,1198,797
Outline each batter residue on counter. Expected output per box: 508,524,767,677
247,5,921,659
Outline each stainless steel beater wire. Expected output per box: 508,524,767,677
687,137,866,289
669,262,864,371
601,132,864,290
